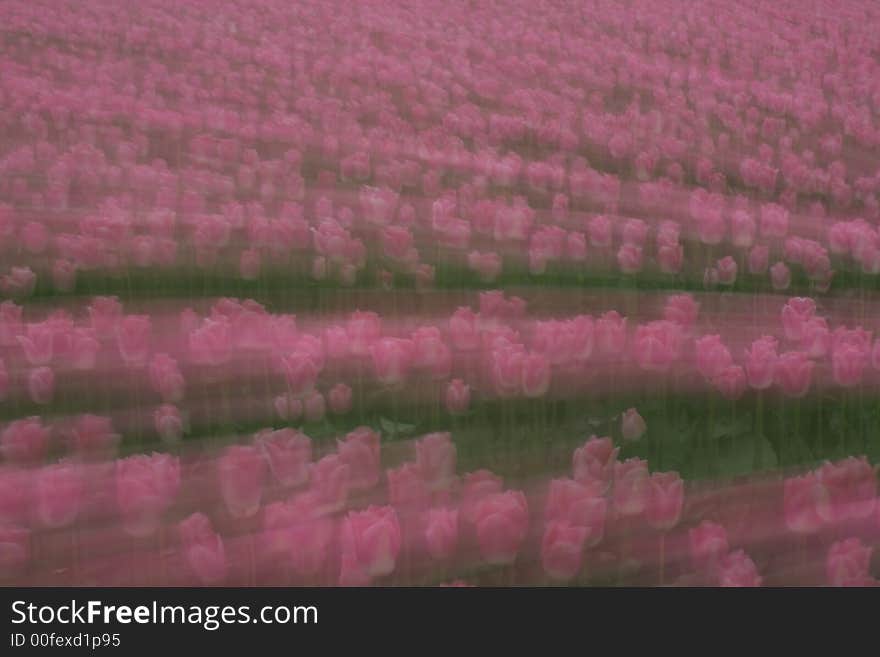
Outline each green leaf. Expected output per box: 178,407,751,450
379,417,417,437
710,413,753,440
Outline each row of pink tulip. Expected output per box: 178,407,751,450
3,0,880,298
2,293,880,433
6,188,880,296
2,0,878,206
1,426,877,585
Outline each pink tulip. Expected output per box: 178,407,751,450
633,320,682,372
716,256,737,285
588,215,612,248
521,352,551,397
657,242,684,274
695,334,733,380
570,316,595,362
532,321,571,366
388,458,434,509
410,327,452,379
801,318,831,358
179,308,200,336
280,351,320,398
0,301,23,347
116,453,181,537
832,343,867,387
347,311,382,357
621,219,648,247
826,538,874,587
1,417,49,463
616,243,643,274
770,262,791,290
21,221,49,254
304,391,326,423
468,251,502,282
595,311,627,355
449,307,480,351
731,209,756,248
697,209,725,245
27,366,54,405
257,428,311,488
545,478,607,547
148,353,185,403
489,342,526,397
445,379,470,415
657,219,682,247
473,490,529,565
621,408,646,442
572,436,618,494
218,445,268,519
713,365,747,400
69,414,119,454
0,468,31,527
781,298,816,342
189,318,232,366
323,326,350,362
415,432,457,491
340,506,402,580
745,336,778,390
718,550,762,587
774,351,814,398
827,222,852,255
265,500,308,564
613,458,650,517
552,194,570,222
17,322,54,366
566,232,587,262
747,245,770,274
274,394,303,422
817,457,877,521
154,404,185,444
645,471,684,530
784,472,833,534
265,493,334,578
657,219,681,246
35,461,83,529
328,383,353,415
178,513,227,585
461,470,504,525
833,326,873,355
371,337,414,386
381,226,413,262
70,328,99,371
116,315,151,367
664,294,699,330
1,266,36,298
424,508,459,560
337,427,380,491
689,521,729,572
760,203,789,238
310,454,350,513
0,525,29,575
542,521,588,581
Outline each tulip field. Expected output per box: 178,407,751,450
0,0,879,587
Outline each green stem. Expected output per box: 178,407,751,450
391,386,399,441
754,390,764,470
658,532,666,586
